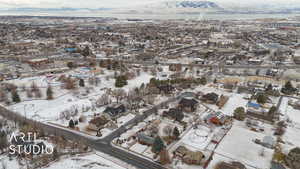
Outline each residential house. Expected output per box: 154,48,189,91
174,146,205,165
169,64,182,72
136,133,155,146
210,112,230,126
262,136,276,149
216,95,229,108
201,93,219,104
246,102,274,122
223,83,236,91
178,98,199,112
104,104,126,118
26,58,51,67
157,84,175,94
163,108,184,121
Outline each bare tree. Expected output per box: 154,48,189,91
34,88,42,98
145,94,155,105
20,85,26,92
113,89,126,103
260,147,265,157
96,93,111,107
0,89,8,103
1,161,7,169
63,77,76,90
126,89,140,110
163,125,173,137
94,77,101,86
30,82,38,93
88,77,95,86
26,88,33,98
136,69,141,76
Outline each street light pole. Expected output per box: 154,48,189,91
24,104,34,123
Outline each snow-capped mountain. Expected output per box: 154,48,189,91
144,0,221,9
174,1,219,8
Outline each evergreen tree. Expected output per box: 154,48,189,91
266,84,273,92
152,136,165,154
52,148,59,160
81,46,91,57
79,79,85,87
67,62,75,69
285,81,294,90
12,90,21,103
213,78,217,84
268,106,277,116
281,81,296,95
175,111,184,122
0,89,7,102
46,86,54,100
0,131,8,153
257,93,268,104
173,127,180,139
69,119,75,128
115,75,128,88
199,77,207,85
234,107,246,121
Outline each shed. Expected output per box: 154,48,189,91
262,136,276,149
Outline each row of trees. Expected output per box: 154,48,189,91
234,105,277,121
0,84,54,105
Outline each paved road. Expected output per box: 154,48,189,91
48,57,300,69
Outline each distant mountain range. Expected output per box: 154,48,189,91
0,7,111,12
136,0,300,14
1,0,300,15
165,1,220,9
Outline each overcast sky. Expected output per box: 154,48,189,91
1,0,300,8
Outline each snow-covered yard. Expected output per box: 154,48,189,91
0,152,127,169
8,94,93,122
181,127,213,151
279,97,300,152
214,121,274,169
206,153,256,169
44,153,126,169
279,97,300,124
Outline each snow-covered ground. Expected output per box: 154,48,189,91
44,153,126,169
206,153,256,169
214,121,274,169
279,97,300,152
9,94,93,121
0,152,129,169
181,126,213,151
279,97,300,124
3,68,156,138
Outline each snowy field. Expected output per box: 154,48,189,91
44,153,126,169
279,97,300,152
3,68,155,138
214,121,274,169
206,153,256,169
0,152,128,169
279,97,300,124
